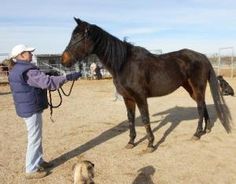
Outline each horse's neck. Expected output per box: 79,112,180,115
91,29,129,75
92,49,115,76
95,54,115,76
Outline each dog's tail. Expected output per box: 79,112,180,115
208,64,232,133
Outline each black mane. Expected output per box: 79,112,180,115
89,24,132,72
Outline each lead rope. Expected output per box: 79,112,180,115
48,80,75,122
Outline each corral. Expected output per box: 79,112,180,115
0,78,236,184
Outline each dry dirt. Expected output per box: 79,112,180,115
0,78,236,184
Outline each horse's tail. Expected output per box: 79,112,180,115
208,64,232,133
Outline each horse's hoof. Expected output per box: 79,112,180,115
146,146,155,153
206,128,211,133
191,135,200,141
125,143,135,149
192,130,205,140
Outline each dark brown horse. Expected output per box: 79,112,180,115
61,18,232,152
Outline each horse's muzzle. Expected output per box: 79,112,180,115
61,51,73,67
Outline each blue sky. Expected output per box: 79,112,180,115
0,0,236,56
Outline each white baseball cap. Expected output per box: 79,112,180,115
10,44,35,58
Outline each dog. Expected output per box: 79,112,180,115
217,75,234,96
73,160,95,184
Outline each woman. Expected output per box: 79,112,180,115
8,44,81,179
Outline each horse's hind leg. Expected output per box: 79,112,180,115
203,105,212,133
193,100,212,138
124,98,136,149
193,101,207,139
183,80,210,139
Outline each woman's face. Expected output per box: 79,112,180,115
20,51,33,62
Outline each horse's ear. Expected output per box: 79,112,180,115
74,17,82,25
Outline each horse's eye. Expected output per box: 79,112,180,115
72,33,80,39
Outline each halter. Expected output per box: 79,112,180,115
49,28,89,122
65,28,89,62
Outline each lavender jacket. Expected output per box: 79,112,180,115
9,61,67,117
26,69,67,90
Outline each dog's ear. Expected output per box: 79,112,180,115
90,162,95,168
84,160,94,168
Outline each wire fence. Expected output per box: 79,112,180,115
36,62,111,80
1,47,235,84
209,47,235,78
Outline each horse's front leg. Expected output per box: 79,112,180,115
136,98,155,152
124,98,136,149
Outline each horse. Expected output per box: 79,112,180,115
61,18,232,152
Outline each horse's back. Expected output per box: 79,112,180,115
157,49,209,64
155,49,211,78
122,48,211,97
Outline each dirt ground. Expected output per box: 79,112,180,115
0,78,236,184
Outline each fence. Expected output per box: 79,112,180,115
36,54,111,80
1,47,235,83
210,47,235,78
37,62,111,80
0,66,8,74
0,53,9,83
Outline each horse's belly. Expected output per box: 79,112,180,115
149,81,181,97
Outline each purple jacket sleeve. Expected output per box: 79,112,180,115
25,69,67,90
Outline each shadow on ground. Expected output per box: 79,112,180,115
132,165,156,184
50,104,218,169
